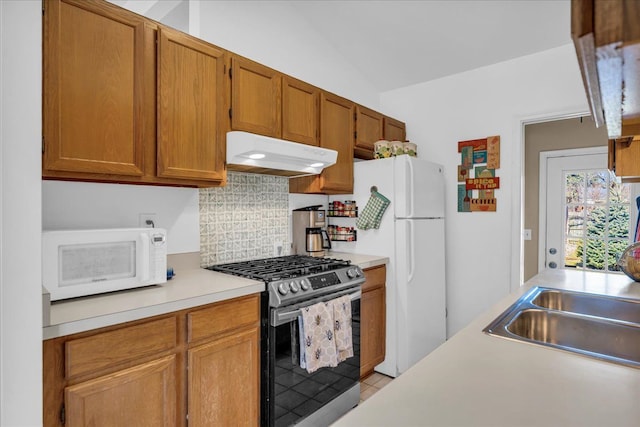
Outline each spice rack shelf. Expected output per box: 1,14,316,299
327,201,358,241
327,211,358,218
328,225,357,242
327,200,358,218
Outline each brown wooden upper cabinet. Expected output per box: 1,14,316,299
229,57,320,147
43,0,148,177
609,136,640,182
290,92,355,194
571,0,640,139
157,27,226,182
384,116,407,142
43,0,227,187
354,105,384,160
43,0,407,189
229,56,282,138
282,76,319,146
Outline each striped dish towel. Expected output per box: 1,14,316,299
356,191,390,230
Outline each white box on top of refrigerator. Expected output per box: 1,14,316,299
42,228,167,301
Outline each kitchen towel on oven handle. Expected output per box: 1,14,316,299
298,295,354,373
299,301,338,373
333,294,353,362
356,190,390,230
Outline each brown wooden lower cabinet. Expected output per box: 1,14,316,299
43,294,260,427
188,327,260,426
360,265,386,379
65,355,178,427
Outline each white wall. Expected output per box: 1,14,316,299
43,182,199,254
0,1,43,424
194,0,380,109
380,44,589,336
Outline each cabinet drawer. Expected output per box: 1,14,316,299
187,295,260,344
65,316,177,379
362,265,386,292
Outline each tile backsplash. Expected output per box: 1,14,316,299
199,172,290,267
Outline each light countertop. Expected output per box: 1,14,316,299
326,251,389,270
333,269,640,427
43,251,388,340
43,253,264,339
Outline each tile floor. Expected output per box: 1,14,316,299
360,372,393,403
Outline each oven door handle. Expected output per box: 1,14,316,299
271,289,361,326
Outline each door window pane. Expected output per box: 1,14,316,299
563,170,631,273
565,173,585,204
565,238,582,268
609,204,630,238
566,205,584,237
587,172,607,204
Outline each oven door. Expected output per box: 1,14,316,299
267,288,361,427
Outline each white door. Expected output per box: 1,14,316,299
541,148,637,273
395,218,446,375
394,156,445,219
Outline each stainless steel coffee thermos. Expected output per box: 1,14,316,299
292,206,331,257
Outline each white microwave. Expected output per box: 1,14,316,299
42,228,167,301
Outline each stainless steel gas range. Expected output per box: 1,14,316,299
208,255,364,427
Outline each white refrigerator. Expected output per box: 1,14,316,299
333,155,446,377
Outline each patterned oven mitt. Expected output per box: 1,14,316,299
356,191,390,230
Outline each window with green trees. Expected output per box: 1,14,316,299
564,170,631,272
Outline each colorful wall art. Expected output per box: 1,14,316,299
457,135,500,212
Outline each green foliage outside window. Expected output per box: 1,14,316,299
566,171,631,272
575,204,629,271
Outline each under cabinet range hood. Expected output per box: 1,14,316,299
226,131,338,177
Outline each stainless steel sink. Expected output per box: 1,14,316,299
484,287,640,368
531,288,640,324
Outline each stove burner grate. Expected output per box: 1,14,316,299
206,255,351,282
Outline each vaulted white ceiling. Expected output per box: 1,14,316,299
289,1,572,92
111,0,572,92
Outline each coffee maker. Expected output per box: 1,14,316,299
292,206,331,257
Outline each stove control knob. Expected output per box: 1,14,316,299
289,281,300,293
278,282,289,296
346,268,360,279
300,279,310,291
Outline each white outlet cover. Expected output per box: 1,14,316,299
273,241,283,256
139,213,158,228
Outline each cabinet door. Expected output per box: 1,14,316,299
43,0,147,176
361,266,386,378
319,92,355,193
65,356,178,427
610,137,640,182
361,287,386,378
230,56,281,138
289,92,354,194
282,76,319,146
188,327,260,426
157,27,226,182
355,105,384,159
384,116,406,142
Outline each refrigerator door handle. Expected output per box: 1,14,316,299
407,157,415,217
407,220,415,284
